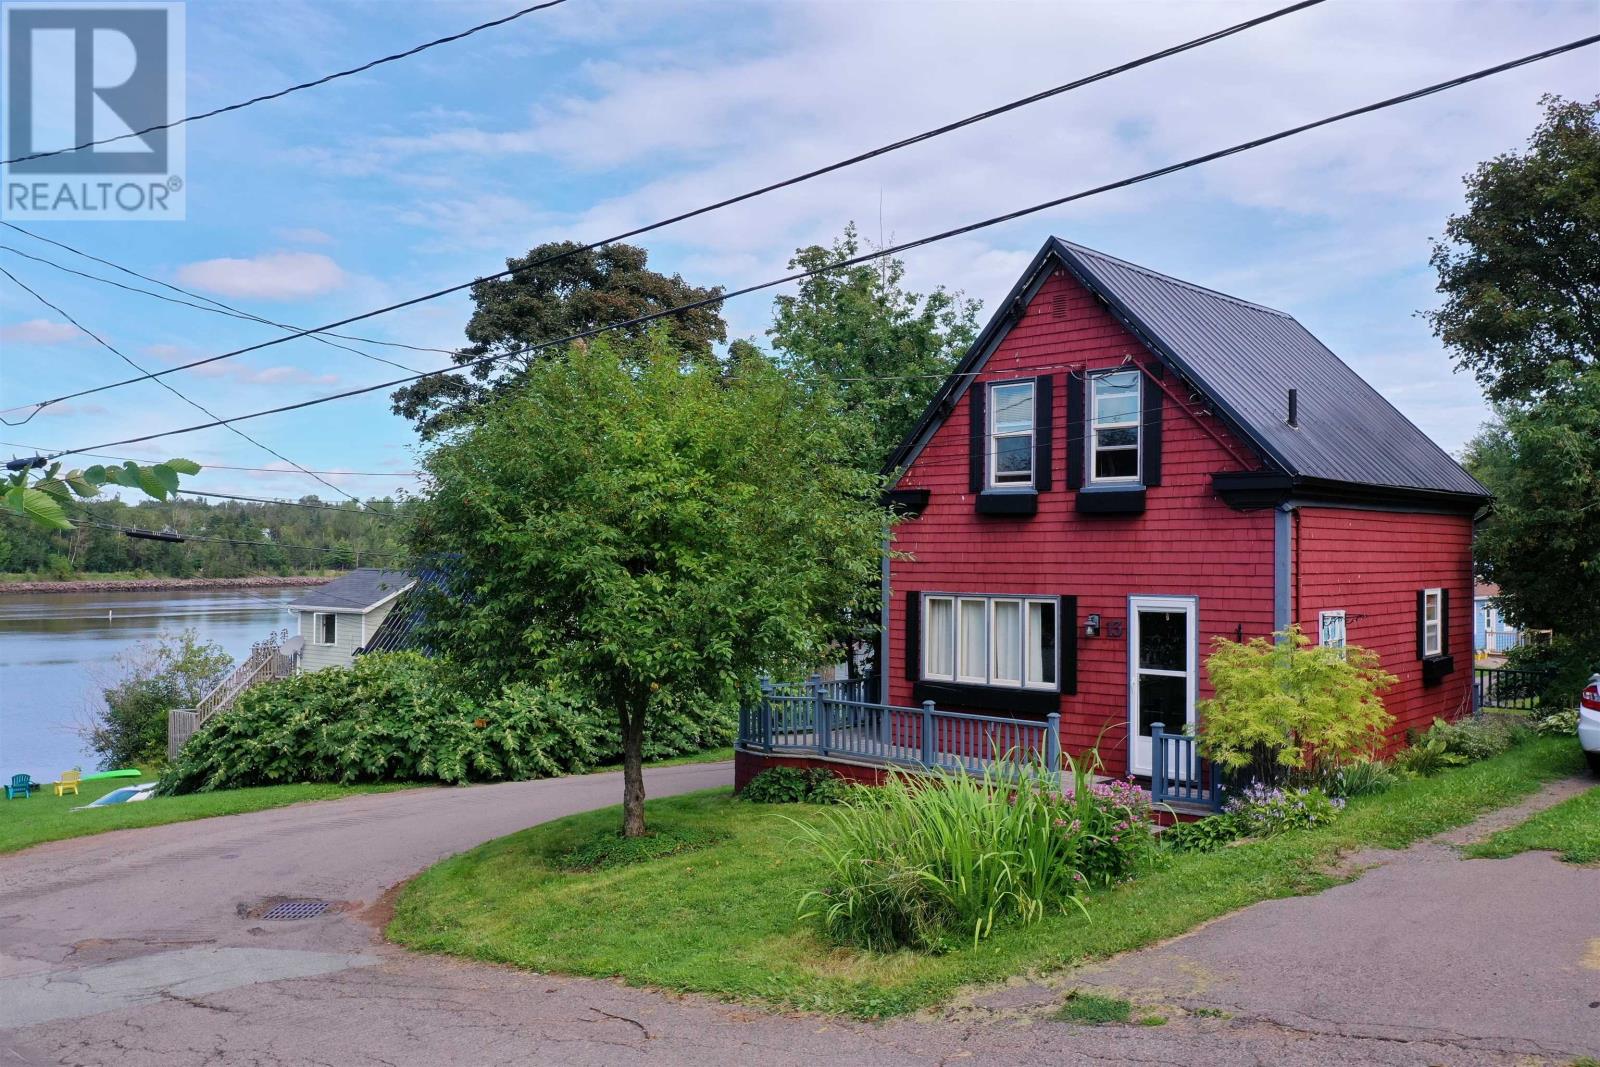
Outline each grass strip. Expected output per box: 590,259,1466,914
1463,785,1600,864
389,737,1582,1018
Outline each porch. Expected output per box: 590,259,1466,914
736,676,1224,815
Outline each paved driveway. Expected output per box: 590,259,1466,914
2,765,1594,1066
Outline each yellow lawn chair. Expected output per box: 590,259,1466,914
54,770,81,797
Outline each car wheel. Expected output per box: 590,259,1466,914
1588,750,1600,776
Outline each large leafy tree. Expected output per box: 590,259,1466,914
391,242,727,438
410,335,886,836
1425,95,1599,403
1463,370,1600,691
769,223,981,473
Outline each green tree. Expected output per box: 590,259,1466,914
391,242,727,438
410,335,886,836
1198,626,1397,784
769,223,981,473
1425,95,1599,404
1464,368,1600,693
87,630,234,768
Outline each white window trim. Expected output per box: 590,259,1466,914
1318,610,1347,656
920,592,1060,692
313,612,337,646
1422,588,1444,657
1086,369,1142,486
986,380,1035,490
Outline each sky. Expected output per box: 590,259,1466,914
1,0,1596,506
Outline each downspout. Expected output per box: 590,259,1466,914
1273,505,1292,637
878,527,891,705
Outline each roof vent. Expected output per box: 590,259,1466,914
1286,388,1299,429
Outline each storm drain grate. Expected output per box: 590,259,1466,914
259,899,333,921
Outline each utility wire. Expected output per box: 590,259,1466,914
79,519,406,560
0,439,416,476
0,0,572,166
0,223,456,361
1,0,1330,416
38,34,1600,461
0,264,388,518
175,488,399,512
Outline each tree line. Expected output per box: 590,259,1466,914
0,494,409,578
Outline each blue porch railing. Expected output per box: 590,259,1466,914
739,674,1061,778
1149,723,1225,812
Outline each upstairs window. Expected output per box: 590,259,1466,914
1088,370,1142,483
987,380,1035,488
921,593,1059,691
1421,588,1443,657
314,612,337,646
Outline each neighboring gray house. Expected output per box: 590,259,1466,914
286,568,416,672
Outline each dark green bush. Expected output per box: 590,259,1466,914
160,652,732,794
88,630,233,768
741,767,848,804
556,825,725,871
1159,813,1247,854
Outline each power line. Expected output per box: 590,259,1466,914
0,0,572,166
0,264,389,518
78,519,406,560
0,439,416,476
39,34,1600,461
175,488,400,512
3,0,1329,415
0,223,457,361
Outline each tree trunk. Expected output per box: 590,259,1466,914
620,693,648,838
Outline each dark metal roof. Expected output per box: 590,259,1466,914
286,568,415,612
1049,238,1489,501
355,559,453,656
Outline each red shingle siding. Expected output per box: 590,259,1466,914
1292,507,1476,744
889,270,1272,775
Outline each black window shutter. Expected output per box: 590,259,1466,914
1416,590,1427,660
904,589,921,680
1062,595,1078,696
1034,374,1054,492
968,385,986,494
1440,588,1450,655
1065,373,1085,489
1141,372,1163,487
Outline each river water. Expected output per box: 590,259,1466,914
0,587,300,780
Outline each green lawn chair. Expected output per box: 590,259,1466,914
5,773,31,799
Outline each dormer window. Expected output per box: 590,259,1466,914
987,380,1035,488
1088,370,1141,483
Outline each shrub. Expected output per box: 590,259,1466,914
1531,708,1579,737
1198,626,1397,784
160,652,731,794
1421,716,1515,762
742,767,848,804
1390,732,1467,777
87,629,233,768
797,755,1152,952
1320,758,1399,799
556,825,725,871
1065,777,1156,887
1158,813,1247,854
1224,783,1344,836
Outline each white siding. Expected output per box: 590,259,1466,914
296,609,363,672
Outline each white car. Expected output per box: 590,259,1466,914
1580,672,1600,775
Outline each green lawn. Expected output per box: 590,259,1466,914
389,736,1583,1018
0,771,418,855
1464,785,1600,864
1,747,734,856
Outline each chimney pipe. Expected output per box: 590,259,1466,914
1287,388,1299,428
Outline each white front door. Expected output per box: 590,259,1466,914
1128,596,1198,777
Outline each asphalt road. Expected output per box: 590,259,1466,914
1,763,1594,1066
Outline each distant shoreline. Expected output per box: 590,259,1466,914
0,575,338,596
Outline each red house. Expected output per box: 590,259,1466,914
876,237,1489,782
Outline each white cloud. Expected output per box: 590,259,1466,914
1,319,83,344
176,252,348,300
